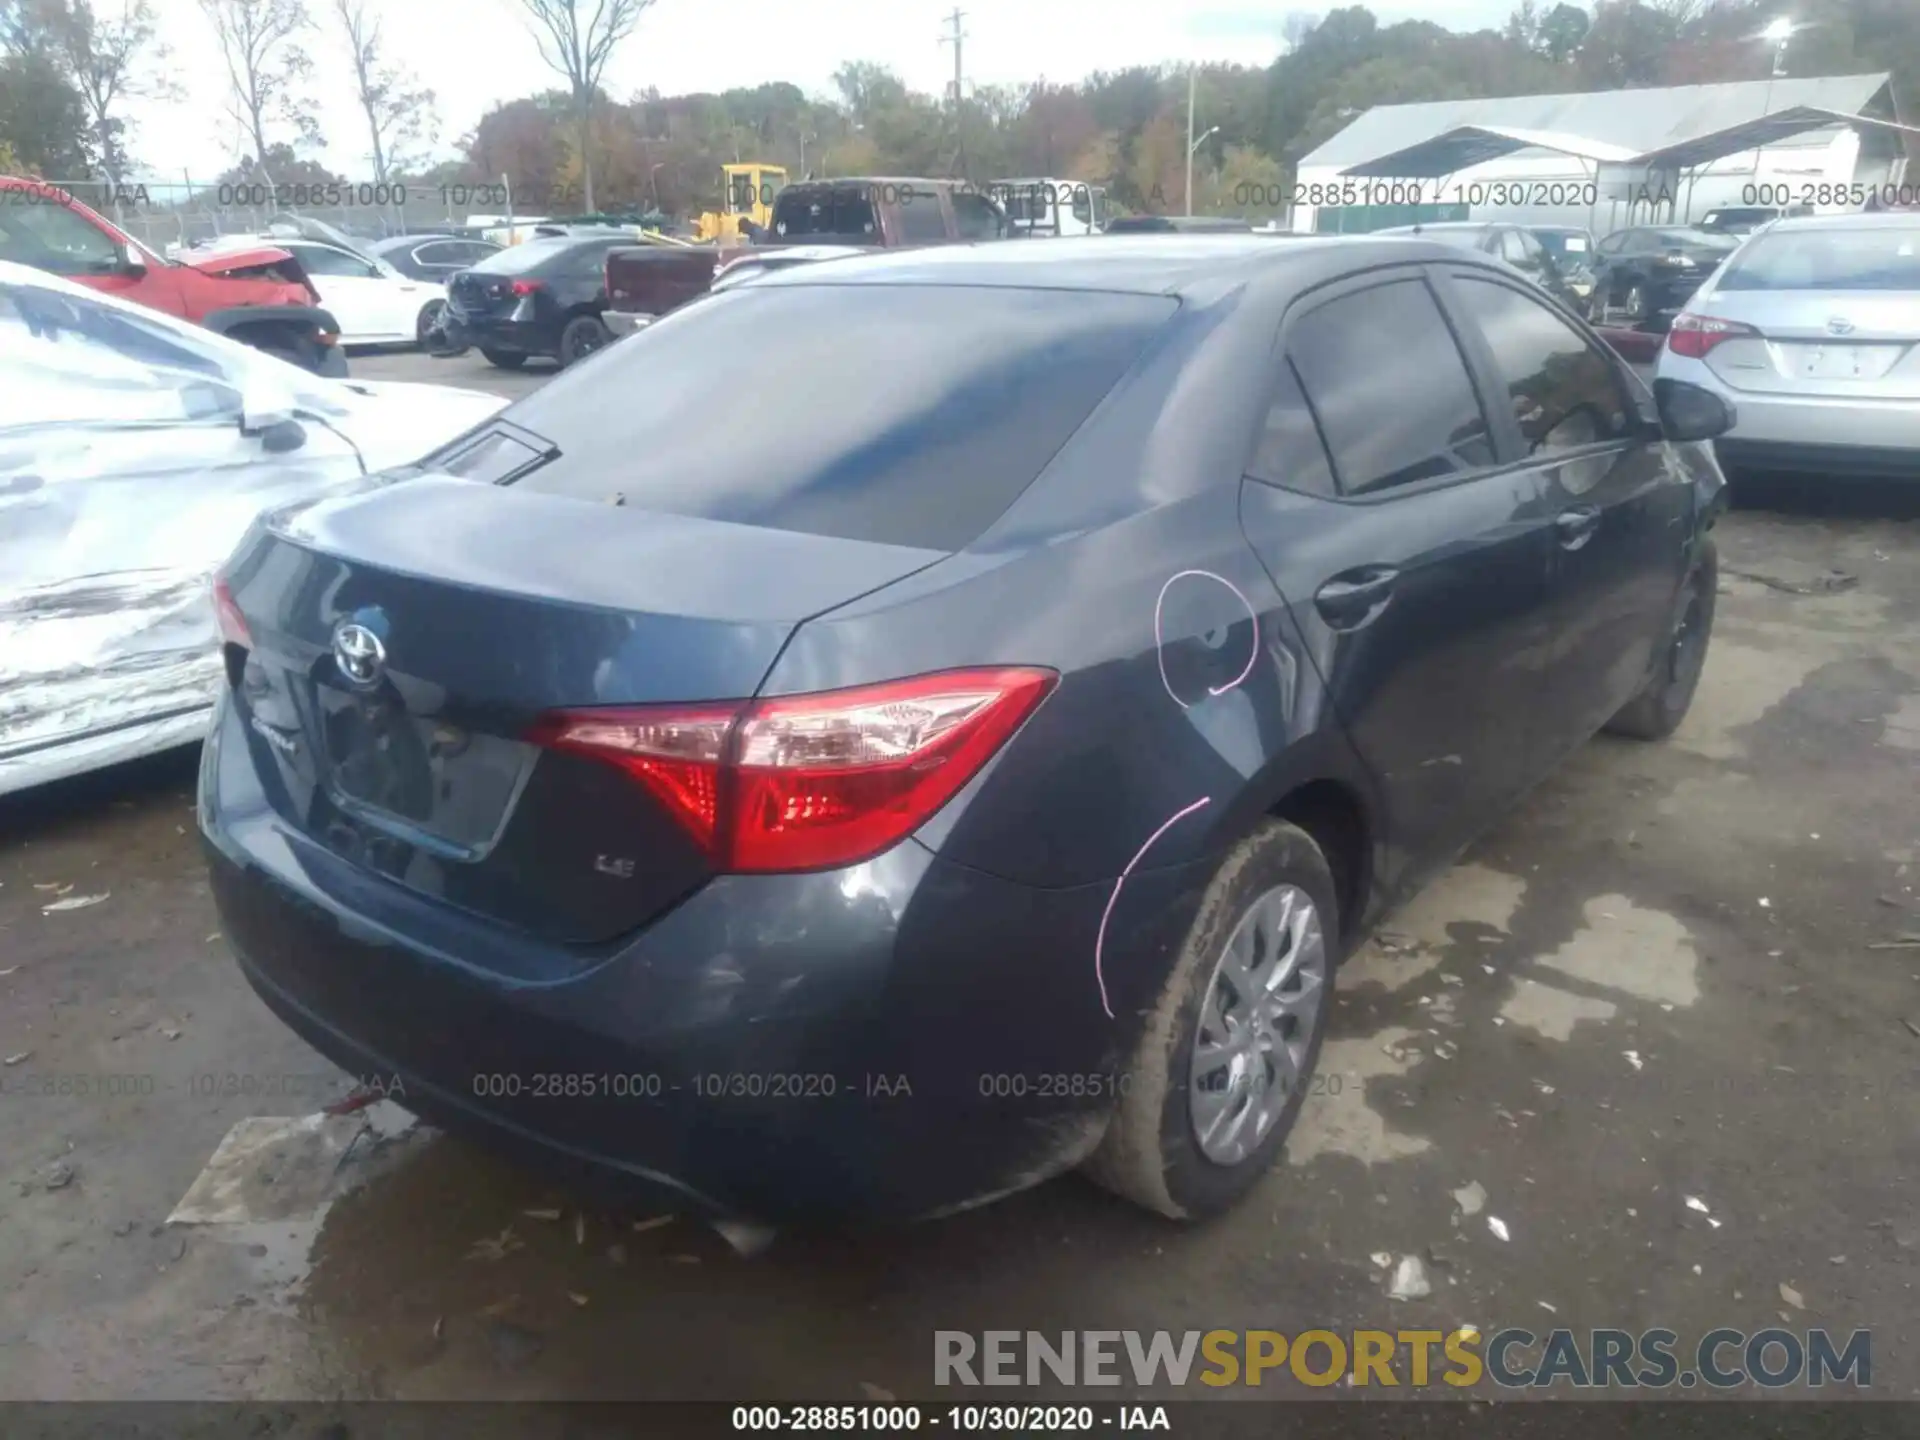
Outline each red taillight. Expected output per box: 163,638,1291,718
509,278,544,296
213,574,251,648
1667,312,1759,359
527,668,1058,872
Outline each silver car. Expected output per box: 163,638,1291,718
1656,211,1920,477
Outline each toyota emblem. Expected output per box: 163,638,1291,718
332,621,386,688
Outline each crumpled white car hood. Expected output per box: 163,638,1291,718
0,354,504,796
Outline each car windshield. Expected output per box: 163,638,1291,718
482,283,1178,549
1717,225,1920,291
1652,228,1738,251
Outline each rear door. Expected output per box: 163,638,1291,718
1237,268,1557,888
1437,267,1689,762
289,243,395,343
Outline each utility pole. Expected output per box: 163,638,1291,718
941,7,967,175
1186,65,1196,216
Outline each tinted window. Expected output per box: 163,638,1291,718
491,285,1175,549
467,237,586,275
1453,277,1629,456
772,187,877,240
413,241,461,268
1596,231,1629,255
1287,280,1493,496
294,244,374,277
952,193,1004,240
1651,228,1736,251
1717,225,1920,291
897,191,948,243
1246,359,1336,497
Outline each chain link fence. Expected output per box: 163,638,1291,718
41,177,568,252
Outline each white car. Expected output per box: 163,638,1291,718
195,231,446,348
0,259,507,796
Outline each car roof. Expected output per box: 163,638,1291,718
1756,210,1920,233
745,233,1496,297
1381,222,1493,233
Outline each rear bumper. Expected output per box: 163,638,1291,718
1659,352,1920,474
603,310,653,339
198,698,1204,1221
443,312,555,357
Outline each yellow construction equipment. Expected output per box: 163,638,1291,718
696,162,787,243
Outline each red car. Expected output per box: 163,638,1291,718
0,177,346,374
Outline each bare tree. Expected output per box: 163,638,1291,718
48,0,175,188
198,0,318,170
515,0,654,212
331,0,434,182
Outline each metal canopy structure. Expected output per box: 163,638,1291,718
1632,106,1920,172
1306,72,1897,183
1338,125,1642,178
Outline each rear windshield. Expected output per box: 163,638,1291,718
772,188,878,240
479,284,1177,550
1651,228,1738,251
1718,225,1920,291
465,237,592,275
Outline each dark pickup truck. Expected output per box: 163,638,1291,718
603,177,1007,337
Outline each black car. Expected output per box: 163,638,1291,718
1698,205,1811,237
368,232,503,282
1377,222,1577,306
1586,226,1740,330
1104,214,1255,234
442,230,632,368
202,236,1730,1225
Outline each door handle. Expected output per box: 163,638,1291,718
1314,566,1399,630
1555,506,1601,550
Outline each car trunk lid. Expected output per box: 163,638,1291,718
1698,291,1920,398
221,475,947,944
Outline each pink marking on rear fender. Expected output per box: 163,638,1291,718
1094,796,1212,1020
1155,570,1260,709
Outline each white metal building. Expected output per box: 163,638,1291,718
1293,72,1915,235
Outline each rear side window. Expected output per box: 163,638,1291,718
773,188,877,240
489,284,1177,549
1717,225,1920,291
1287,280,1493,496
1246,361,1336,497
897,192,947,242
1452,277,1630,455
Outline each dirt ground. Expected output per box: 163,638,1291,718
2,352,1916,1402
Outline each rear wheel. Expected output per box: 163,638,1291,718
480,348,527,370
558,314,611,367
415,299,447,348
1082,818,1337,1220
1606,539,1717,741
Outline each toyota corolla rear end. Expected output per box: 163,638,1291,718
198,275,1183,1221
1658,215,1920,477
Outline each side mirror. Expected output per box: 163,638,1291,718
118,241,147,276
1653,377,1736,443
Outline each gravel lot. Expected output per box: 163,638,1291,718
2,349,1916,1403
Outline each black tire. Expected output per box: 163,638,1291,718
1606,539,1717,741
558,314,611,367
415,299,447,348
1082,818,1340,1220
480,348,527,370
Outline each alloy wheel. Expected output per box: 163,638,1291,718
1188,883,1329,1166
